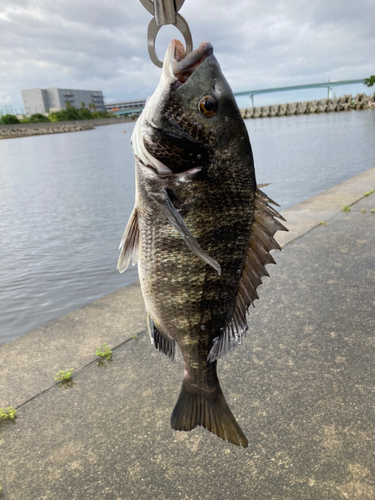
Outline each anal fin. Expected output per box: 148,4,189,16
147,313,176,360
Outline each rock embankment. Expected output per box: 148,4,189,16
0,122,93,139
240,93,375,119
0,117,131,139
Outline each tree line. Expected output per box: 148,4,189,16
0,102,115,125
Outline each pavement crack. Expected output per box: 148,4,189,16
15,329,147,411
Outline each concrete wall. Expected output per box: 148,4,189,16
45,87,61,111
240,93,375,119
49,88,105,112
21,88,49,115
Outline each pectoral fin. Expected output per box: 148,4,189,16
208,188,288,362
148,190,221,275
117,206,140,273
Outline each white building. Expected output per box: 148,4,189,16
21,88,105,115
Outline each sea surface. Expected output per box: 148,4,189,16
1,110,375,345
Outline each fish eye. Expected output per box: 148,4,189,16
199,94,217,118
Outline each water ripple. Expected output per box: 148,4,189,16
1,111,375,344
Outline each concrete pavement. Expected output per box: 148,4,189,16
0,168,374,499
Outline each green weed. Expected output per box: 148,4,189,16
55,369,74,382
361,208,366,213
96,342,112,360
318,221,327,226
342,205,351,212
0,407,17,420
371,208,375,213
364,190,375,196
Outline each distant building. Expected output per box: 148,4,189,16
21,88,105,115
105,99,146,116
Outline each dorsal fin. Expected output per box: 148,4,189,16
117,206,139,273
147,313,176,360
208,188,288,362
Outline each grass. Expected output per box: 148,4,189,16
361,208,366,213
371,208,375,213
318,221,327,226
55,369,74,382
96,342,112,360
364,190,375,196
342,205,351,212
0,407,17,420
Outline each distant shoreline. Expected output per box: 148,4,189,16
0,116,134,140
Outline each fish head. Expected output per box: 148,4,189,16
134,40,252,176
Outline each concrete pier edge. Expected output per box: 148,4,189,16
1,166,375,500
1,166,374,411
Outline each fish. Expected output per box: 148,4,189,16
118,39,287,447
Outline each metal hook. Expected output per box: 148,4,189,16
139,0,193,68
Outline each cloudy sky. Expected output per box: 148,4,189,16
1,0,374,113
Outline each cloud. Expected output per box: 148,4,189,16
0,0,374,112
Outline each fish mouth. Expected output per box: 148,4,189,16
166,40,213,85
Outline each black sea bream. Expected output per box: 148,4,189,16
118,40,287,447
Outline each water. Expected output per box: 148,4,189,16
248,109,375,209
1,110,375,345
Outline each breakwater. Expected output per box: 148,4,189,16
0,117,131,139
240,92,375,119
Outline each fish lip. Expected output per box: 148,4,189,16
165,40,213,83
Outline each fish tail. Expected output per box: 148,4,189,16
170,378,248,447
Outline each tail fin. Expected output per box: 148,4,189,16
170,378,248,447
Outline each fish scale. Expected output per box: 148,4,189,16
118,39,287,447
